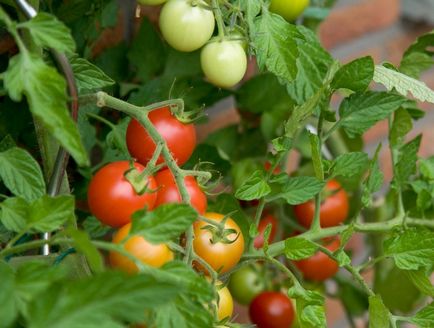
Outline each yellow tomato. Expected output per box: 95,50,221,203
269,0,310,21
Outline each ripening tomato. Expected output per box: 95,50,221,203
228,265,265,305
254,214,278,249
294,179,349,229
159,0,215,52
193,212,244,274
87,161,157,228
269,0,310,21
295,238,340,281
155,169,207,214
138,0,166,5
215,281,234,321
109,223,174,274
249,292,295,328
201,40,247,88
126,106,196,167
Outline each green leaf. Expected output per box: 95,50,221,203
339,91,406,137
285,237,317,260
131,204,197,244
1,195,74,233
334,250,351,266
405,269,434,297
412,303,434,327
18,13,75,53
235,170,271,201
271,176,325,205
66,228,104,273
389,108,412,147
384,228,434,270
362,144,384,207
373,65,434,104
394,135,421,187
288,287,326,328
3,54,88,166
240,0,261,27
69,56,115,91
82,216,111,239
309,132,323,180
420,157,434,180
400,52,434,79
368,295,390,328
0,147,45,202
336,276,369,316
0,135,16,151
331,56,374,92
330,152,369,178
0,261,17,328
300,304,326,328
253,11,300,82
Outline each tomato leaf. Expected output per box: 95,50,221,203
411,302,434,327
329,152,369,179
288,286,326,328
368,295,390,328
339,91,406,138
400,31,434,78
309,132,324,180
69,56,115,91
0,261,17,327
0,147,45,202
393,135,421,188
331,56,374,92
362,144,384,208
269,176,325,205
235,170,271,201
285,237,317,260
18,13,75,53
384,228,434,270
389,108,413,147
130,203,197,244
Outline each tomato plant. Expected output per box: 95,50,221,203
159,0,215,52
254,214,278,249
126,106,196,166
249,292,295,328
269,0,310,21
87,161,157,227
193,212,244,274
215,280,234,321
294,179,349,228
228,265,266,305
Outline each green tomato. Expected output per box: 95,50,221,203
200,39,247,88
269,0,310,21
228,265,265,305
137,0,167,5
159,0,215,52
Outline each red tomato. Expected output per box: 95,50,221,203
154,169,207,214
295,238,340,281
264,161,281,174
126,106,196,166
254,214,278,249
249,292,295,328
87,161,157,228
294,179,349,228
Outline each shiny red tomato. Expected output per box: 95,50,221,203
87,161,157,228
126,106,196,166
254,214,278,249
154,168,207,214
249,292,295,328
294,179,349,228
295,238,340,281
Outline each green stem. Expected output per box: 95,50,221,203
4,231,27,250
211,0,226,38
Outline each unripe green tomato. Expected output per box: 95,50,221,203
228,266,265,305
269,0,310,21
200,39,247,88
159,0,215,52
137,0,167,5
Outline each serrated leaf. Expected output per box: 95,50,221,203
374,65,434,104
394,135,421,187
331,56,374,92
235,170,271,201
368,295,390,328
271,176,325,205
384,229,434,270
389,108,412,147
69,56,114,91
66,228,104,273
339,91,406,137
19,13,75,53
309,132,323,180
131,204,197,244
300,304,326,328
334,250,351,266
330,152,369,178
400,52,434,79
253,11,300,82
412,303,434,328
285,237,317,260
0,147,45,202
405,269,434,297
3,54,88,166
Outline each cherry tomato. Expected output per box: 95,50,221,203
201,40,247,88
269,0,310,21
126,106,196,167
228,265,265,305
294,179,349,229
109,223,174,274
193,212,244,274
264,161,281,175
138,0,166,5
254,214,279,249
249,292,295,328
159,0,215,52
215,281,234,321
87,161,157,228
154,169,207,214
295,238,340,281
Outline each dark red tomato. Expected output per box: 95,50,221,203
295,238,340,281
155,169,207,214
87,161,157,228
264,161,281,174
249,292,295,328
294,179,349,228
126,106,196,166
254,214,278,249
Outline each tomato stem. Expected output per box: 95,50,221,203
211,0,226,38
